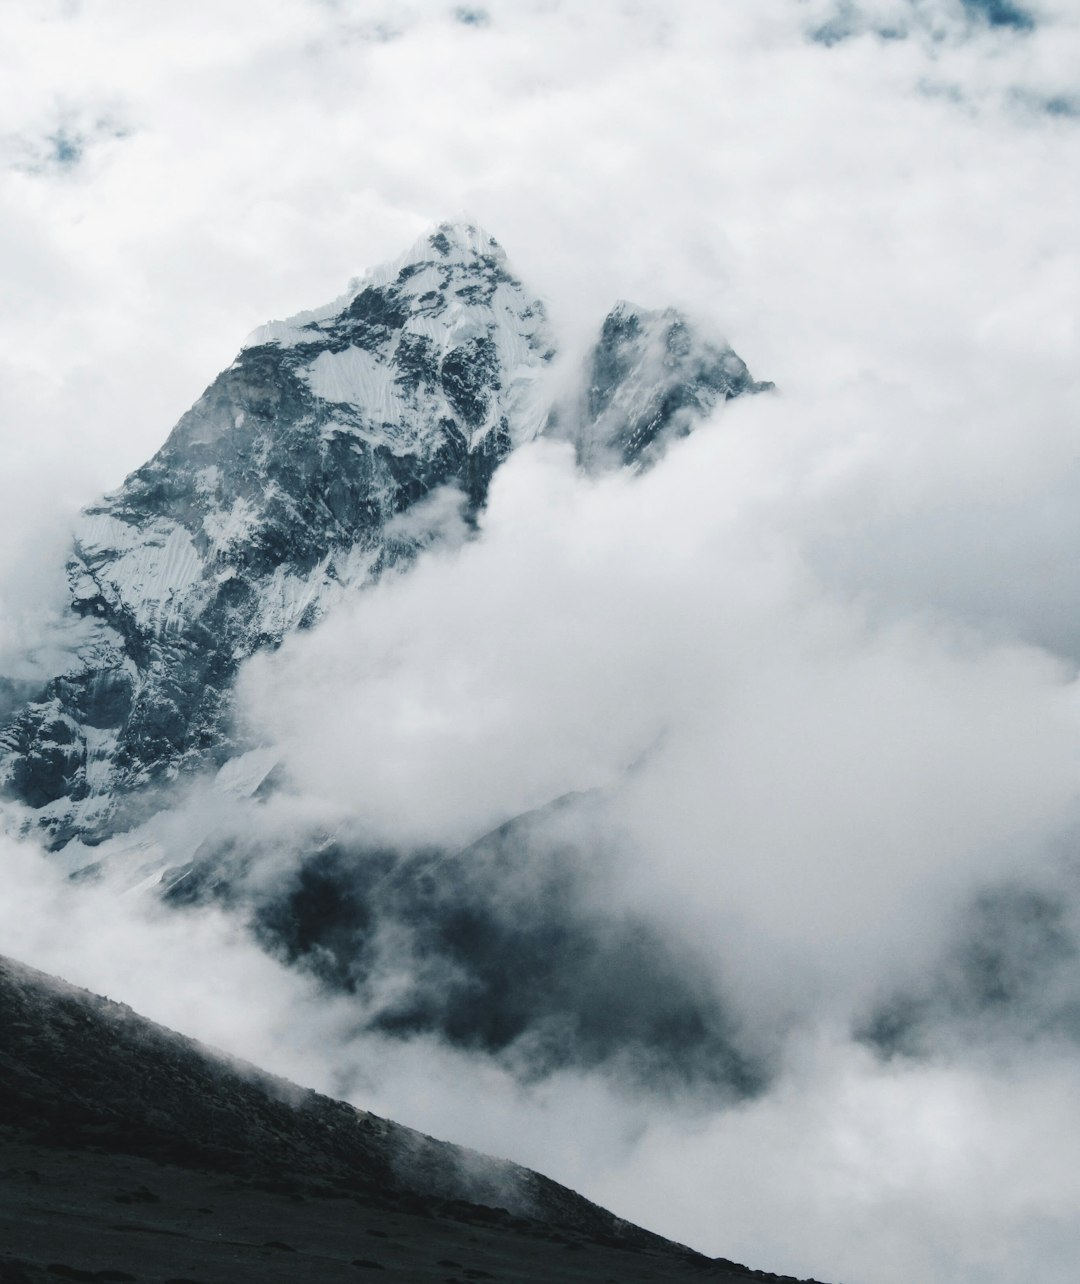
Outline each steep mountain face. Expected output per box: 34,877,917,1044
555,300,773,471
0,225,552,846
0,222,769,849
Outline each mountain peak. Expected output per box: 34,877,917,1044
0,225,768,848
556,299,774,471
422,218,502,262
246,219,524,354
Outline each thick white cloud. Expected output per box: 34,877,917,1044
244,427,1080,1019
591,1034,1080,1284
2,2,1080,1282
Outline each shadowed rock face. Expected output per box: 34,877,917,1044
858,880,1080,1060
0,224,769,850
570,301,774,471
164,798,767,1099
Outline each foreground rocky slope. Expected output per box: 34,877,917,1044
0,952,828,1284
0,953,638,1230
0,223,770,849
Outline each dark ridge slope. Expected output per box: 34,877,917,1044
0,953,831,1284
0,952,643,1234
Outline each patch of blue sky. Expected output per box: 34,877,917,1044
454,6,490,27
1010,88,1080,118
45,127,83,170
960,0,1035,30
809,0,1037,46
9,116,129,177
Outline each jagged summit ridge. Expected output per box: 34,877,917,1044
244,220,553,453
0,223,770,848
249,222,523,340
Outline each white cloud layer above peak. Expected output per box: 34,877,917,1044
2,3,1080,1283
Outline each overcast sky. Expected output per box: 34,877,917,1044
2,3,1080,1283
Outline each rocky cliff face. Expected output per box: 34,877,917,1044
0,223,769,849
555,300,772,471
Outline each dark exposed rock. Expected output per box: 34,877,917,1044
0,224,552,844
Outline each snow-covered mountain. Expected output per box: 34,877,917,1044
0,222,770,849
555,299,771,471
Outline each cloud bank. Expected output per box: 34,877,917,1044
244,426,1080,1016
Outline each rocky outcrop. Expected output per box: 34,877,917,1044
553,300,773,471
